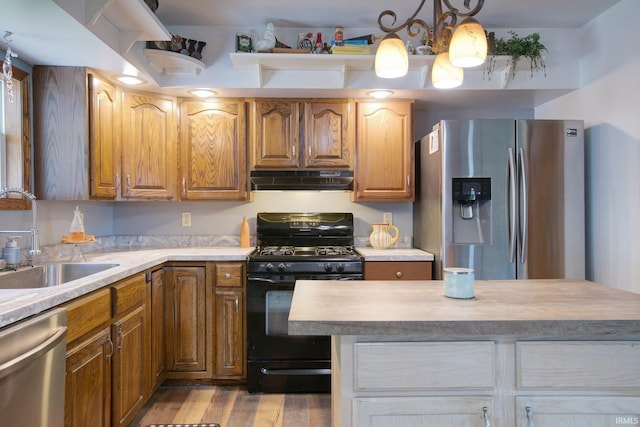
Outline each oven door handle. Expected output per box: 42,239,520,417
247,276,276,283
260,367,331,376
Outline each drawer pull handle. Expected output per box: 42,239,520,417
396,271,402,278
106,335,114,359
483,406,491,427
117,328,124,352
225,273,231,279
526,406,534,427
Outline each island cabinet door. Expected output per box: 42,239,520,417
515,396,640,426
353,396,494,427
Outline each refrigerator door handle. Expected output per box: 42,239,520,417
518,147,528,265
507,147,517,264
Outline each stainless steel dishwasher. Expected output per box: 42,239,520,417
0,308,67,427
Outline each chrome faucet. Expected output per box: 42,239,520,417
0,188,41,263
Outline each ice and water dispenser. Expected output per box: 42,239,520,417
452,178,492,244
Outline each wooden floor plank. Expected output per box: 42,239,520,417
254,394,285,427
172,388,216,424
129,385,330,427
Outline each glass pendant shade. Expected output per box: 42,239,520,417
449,18,487,68
375,33,409,78
431,52,463,89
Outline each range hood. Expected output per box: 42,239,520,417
250,170,353,191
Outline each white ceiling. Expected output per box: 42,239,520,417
154,0,616,29
0,0,621,109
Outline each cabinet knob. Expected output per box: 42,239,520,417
225,273,231,279
396,271,402,279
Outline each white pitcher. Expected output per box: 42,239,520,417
369,223,399,249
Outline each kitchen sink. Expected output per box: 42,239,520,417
0,263,119,289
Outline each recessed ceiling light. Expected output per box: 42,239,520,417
188,89,218,98
115,74,146,85
367,90,395,99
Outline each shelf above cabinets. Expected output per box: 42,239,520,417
57,0,171,54
229,52,538,89
143,49,206,76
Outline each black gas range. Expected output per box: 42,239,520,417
246,212,363,393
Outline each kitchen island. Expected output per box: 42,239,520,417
289,279,640,426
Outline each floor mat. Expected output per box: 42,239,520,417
146,424,220,427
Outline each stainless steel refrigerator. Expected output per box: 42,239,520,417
413,119,585,280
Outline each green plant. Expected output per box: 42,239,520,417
484,31,547,82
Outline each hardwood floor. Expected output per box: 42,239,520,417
129,385,331,427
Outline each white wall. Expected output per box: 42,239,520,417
535,0,640,293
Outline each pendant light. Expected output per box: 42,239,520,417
375,33,409,78
431,51,463,89
374,0,487,87
448,17,487,68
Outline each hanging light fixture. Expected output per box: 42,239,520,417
374,0,487,88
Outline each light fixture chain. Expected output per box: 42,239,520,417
377,0,427,34
441,0,485,18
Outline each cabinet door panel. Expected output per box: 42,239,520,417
354,396,493,427
164,266,209,377
150,268,165,392
112,305,146,427
305,100,353,168
215,289,244,378
180,100,247,200
251,100,300,168
121,91,176,199
89,74,119,199
516,396,640,427
65,327,112,427
354,101,414,201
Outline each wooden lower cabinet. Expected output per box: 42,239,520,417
61,273,150,427
213,263,245,379
164,264,211,379
64,327,112,427
164,262,247,382
111,305,147,427
62,262,246,426
149,268,165,392
364,261,432,280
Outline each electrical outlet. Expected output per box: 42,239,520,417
383,212,393,225
181,212,192,227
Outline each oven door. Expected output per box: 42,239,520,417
246,273,360,393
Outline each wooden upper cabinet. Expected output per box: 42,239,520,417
353,100,415,201
304,99,354,169
179,100,248,200
33,66,89,200
88,74,120,199
250,99,300,169
250,99,354,170
121,90,177,200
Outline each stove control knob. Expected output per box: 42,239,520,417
324,263,334,272
278,263,286,272
265,263,274,272
336,263,345,272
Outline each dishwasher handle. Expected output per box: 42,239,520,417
0,325,67,381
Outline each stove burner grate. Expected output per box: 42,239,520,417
259,246,295,256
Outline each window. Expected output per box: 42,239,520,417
0,65,31,210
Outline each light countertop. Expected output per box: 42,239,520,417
0,247,253,329
356,247,434,261
0,246,433,329
289,279,640,338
